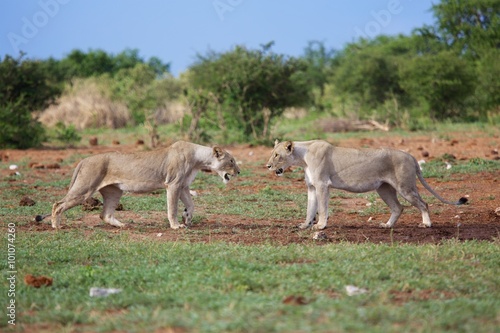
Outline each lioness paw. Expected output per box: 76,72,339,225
170,223,187,230
312,224,327,230
298,222,312,230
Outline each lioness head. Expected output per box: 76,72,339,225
266,140,294,176
212,147,240,184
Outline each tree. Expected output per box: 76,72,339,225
398,51,475,120
474,48,500,115
57,48,171,79
187,45,311,141
302,41,336,110
0,54,60,148
332,36,408,111
431,0,500,58
108,63,158,124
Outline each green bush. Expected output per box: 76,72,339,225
0,54,60,148
0,100,46,149
54,122,81,146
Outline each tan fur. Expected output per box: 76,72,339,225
51,141,240,229
267,140,466,229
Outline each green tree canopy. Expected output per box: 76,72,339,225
398,51,475,120
0,54,61,148
432,0,500,57
332,36,411,111
57,48,170,80
187,44,311,140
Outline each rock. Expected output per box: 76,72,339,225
282,295,309,305
89,287,122,297
20,196,36,206
46,163,61,169
313,231,328,240
82,197,102,211
30,163,45,169
345,285,368,296
24,274,53,288
89,137,98,146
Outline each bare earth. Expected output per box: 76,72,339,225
2,132,499,245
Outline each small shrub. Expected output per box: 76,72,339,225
0,101,46,149
54,122,81,146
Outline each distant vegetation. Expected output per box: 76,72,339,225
0,0,498,148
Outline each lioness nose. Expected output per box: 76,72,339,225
266,164,271,169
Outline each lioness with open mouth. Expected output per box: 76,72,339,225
40,141,240,229
267,140,467,230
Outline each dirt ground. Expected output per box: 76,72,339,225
2,131,499,245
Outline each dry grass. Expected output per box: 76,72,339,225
39,79,131,129
152,101,186,125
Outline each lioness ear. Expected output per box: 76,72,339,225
274,139,280,148
213,146,225,159
285,141,294,153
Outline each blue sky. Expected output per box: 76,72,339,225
1,0,436,76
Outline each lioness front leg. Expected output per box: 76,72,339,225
166,187,186,229
299,182,318,229
180,187,194,227
312,184,329,230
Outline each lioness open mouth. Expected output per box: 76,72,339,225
275,168,284,176
224,173,231,182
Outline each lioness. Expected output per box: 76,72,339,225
267,140,467,229
42,141,240,229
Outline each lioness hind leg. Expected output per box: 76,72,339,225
376,184,403,228
399,188,432,227
99,185,124,227
51,197,85,228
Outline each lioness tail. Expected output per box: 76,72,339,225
416,163,468,206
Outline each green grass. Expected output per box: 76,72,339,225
1,232,499,332
421,157,500,179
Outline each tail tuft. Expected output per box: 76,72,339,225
457,197,468,205
35,214,50,222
